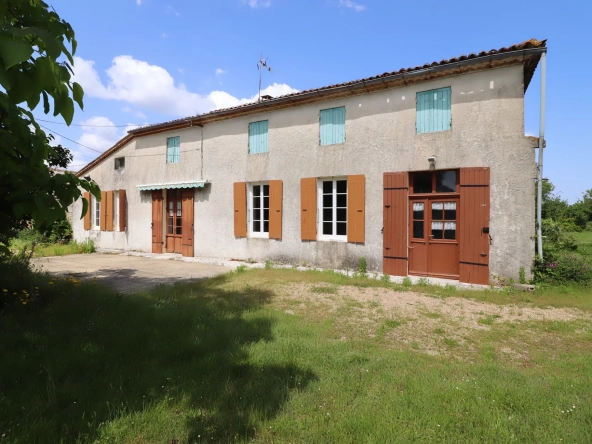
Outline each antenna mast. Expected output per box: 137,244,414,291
257,54,272,101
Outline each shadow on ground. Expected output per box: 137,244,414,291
0,274,317,442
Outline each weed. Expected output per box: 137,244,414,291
443,337,459,347
434,328,445,334
478,314,502,326
380,274,391,284
311,285,337,294
416,278,429,287
235,265,247,273
402,277,412,287
265,260,274,270
358,257,367,274
519,267,527,284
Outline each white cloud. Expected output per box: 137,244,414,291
73,56,299,116
215,68,227,76
136,0,142,5
339,0,365,11
243,0,271,8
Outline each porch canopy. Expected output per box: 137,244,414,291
136,180,208,191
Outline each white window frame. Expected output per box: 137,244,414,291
114,191,120,232
317,177,348,242
247,182,270,238
93,195,101,230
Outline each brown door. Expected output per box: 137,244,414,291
409,199,428,275
181,189,194,257
383,172,408,276
166,190,183,254
151,190,163,253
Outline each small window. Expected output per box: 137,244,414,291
411,170,457,194
93,195,101,230
249,121,269,154
248,183,269,237
114,157,125,170
167,136,180,164
416,87,451,134
318,178,347,240
320,107,345,145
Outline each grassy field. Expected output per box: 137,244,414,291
571,230,592,257
8,239,95,258
1,268,591,443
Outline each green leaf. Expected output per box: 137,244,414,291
27,92,41,110
72,82,84,110
42,91,50,114
0,38,34,69
81,195,89,219
59,97,74,125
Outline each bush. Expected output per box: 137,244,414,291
45,219,72,244
534,253,592,286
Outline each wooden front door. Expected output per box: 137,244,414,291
166,190,183,254
151,190,164,253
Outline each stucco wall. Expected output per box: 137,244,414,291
71,64,536,281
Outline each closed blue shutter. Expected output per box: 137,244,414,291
416,87,451,134
249,120,269,154
167,136,180,163
320,107,345,145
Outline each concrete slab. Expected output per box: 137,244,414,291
32,253,232,293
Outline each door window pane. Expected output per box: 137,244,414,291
336,222,347,235
323,222,333,235
413,202,424,220
444,222,456,240
413,173,432,193
432,202,443,220
444,202,457,220
431,221,443,239
436,171,456,193
320,179,347,238
413,221,424,239
323,194,333,207
336,180,347,194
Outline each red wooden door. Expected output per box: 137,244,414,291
181,189,194,257
166,190,183,253
383,172,408,276
409,199,428,275
151,190,163,253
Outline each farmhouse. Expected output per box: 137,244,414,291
73,39,547,285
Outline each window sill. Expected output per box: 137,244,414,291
248,233,270,239
319,142,346,147
317,236,348,243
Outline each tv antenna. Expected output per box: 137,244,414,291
257,54,272,102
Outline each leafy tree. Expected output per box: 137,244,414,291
0,0,99,252
540,180,568,222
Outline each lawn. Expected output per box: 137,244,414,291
1,268,591,443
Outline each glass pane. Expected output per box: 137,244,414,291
413,202,424,220
176,201,182,217
431,221,443,239
444,202,457,220
323,222,333,235
336,194,347,208
169,201,173,209
253,221,261,232
323,181,333,193
253,196,260,209
413,172,432,193
336,208,347,222
323,208,332,222
323,194,333,208
176,226,182,235
263,209,269,221
263,221,269,233
253,185,260,195
168,225,173,235
253,208,261,221
436,171,456,193
444,222,456,240
336,222,347,236
263,197,269,209
413,221,424,238
336,180,347,193
432,202,443,220
176,218,182,226
169,209,173,217
263,185,269,197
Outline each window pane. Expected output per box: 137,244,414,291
336,208,346,222
431,221,443,239
263,185,269,197
336,180,347,193
263,221,269,233
253,221,261,232
168,225,173,235
413,221,424,238
263,197,269,209
253,208,261,221
444,202,457,220
413,173,432,193
253,196,260,209
176,217,182,226
323,181,333,193
436,171,456,193
336,194,347,208
263,209,269,221
444,222,456,240
323,208,333,222
413,202,424,220
253,185,260,195
176,226,182,235
336,222,347,236
323,222,333,235
323,194,333,208
432,202,443,220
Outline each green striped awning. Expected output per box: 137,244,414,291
136,180,208,191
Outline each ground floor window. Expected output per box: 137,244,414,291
93,195,101,230
319,178,347,240
249,183,269,237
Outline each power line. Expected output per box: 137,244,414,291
37,118,142,128
38,124,104,154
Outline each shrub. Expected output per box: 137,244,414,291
46,219,73,244
402,277,412,287
534,253,592,286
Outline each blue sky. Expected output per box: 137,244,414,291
40,0,591,202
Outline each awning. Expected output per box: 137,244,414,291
136,180,208,191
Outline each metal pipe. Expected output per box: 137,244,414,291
536,50,547,258
200,124,204,180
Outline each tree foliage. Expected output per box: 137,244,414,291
0,0,99,252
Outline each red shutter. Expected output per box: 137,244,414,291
105,191,114,231
459,168,490,285
347,175,365,243
100,191,107,231
269,180,283,240
83,192,91,230
300,178,317,241
383,172,408,276
234,182,247,237
181,189,194,257
152,190,163,253
119,189,126,232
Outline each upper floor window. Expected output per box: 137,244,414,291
320,107,345,145
318,178,347,240
416,87,451,134
167,136,180,163
114,157,125,170
248,183,269,237
249,120,269,154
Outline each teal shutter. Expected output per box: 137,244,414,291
320,107,345,145
167,136,180,163
249,120,269,154
416,87,451,134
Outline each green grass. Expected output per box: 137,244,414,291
571,231,592,257
9,239,95,257
1,268,591,443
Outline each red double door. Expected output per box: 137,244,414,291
152,189,194,257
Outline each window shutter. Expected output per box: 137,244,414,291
459,167,490,285
347,175,365,243
268,180,283,240
152,190,163,253
181,189,194,257
83,192,91,230
320,107,345,145
119,189,127,232
249,121,269,154
100,191,107,231
105,191,114,231
383,172,408,276
233,182,247,237
416,87,451,134
300,177,317,241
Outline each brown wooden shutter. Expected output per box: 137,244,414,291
459,167,490,285
181,189,194,257
300,177,317,241
233,182,247,237
269,180,283,240
119,189,126,232
83,192,91,230
100,191,107,231
383,172,408,276
347,175,365,243
151,190,163,253
105,191,114,231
